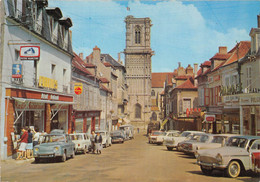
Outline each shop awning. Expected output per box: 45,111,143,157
160,119,168,129
12,97,74,105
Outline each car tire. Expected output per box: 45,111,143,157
60,151,66,162
71,149,75,158
84,146,88,154
35,157,40,163
167,147,173,151
226,161,241,178
200,166,213,175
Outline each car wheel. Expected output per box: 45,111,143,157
200,166,213,175
71,149,75,158
167,147,173,151
84,146,88,154
60,151,66,162
226,161,241,178
35,157,40,163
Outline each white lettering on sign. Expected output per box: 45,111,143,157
50,95,59,100
41,93,48,99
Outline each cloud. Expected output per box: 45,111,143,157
49,0,250,71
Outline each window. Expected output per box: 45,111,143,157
152,112,157,121
204,88,209,106
51,64,56,79
135,103,141,118
135,25,141,44
151,90,155,96
246,66,252,91
183,99,191,114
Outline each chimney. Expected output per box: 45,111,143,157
79,53,83,60
194,63,198,76
219,46,227,54
118,53,121,63
178,62,181,68
258,14,260,28
93,46,101,66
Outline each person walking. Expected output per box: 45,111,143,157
26,128,33,159
90,131,96,154
16,127,28,160
94,132,102,154
33,127,40,147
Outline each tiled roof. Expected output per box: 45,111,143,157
201,61,211,67
101,54,124,68
99,84,112,93
72,53,93,76
175,75,191,80
104,62,112,67
210,53,231,60
223,41,251,66
100,77,110,83
151,72,173,88
175,78,197,90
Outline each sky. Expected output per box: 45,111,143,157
49,0,260,72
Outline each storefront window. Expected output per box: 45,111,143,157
51,110,67,132
86,118,91,134
95,116,99,130
75,118,83,133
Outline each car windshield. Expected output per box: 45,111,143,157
152,132,166,136
42,135,66,143
180,132,191,137
190,134,202,141
226,137,248,148
199,135,209,143
211,136,225,143
70,135,83,140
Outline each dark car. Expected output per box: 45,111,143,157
111,131,125,144
33,130,75,163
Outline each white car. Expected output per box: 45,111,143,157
197,136,260,178
70,133,91,154
164,131,204,151
95,130,112,148
148,131,166,145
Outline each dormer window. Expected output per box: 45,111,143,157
135,25,141,44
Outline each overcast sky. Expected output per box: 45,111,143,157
49,0,260,72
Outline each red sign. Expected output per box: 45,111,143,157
74,82,83,95
20,46,40,60
186,108,190,117
205,115,215,122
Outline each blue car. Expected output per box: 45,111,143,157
33,130,75,163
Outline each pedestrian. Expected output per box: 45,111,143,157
94,132,102,154
90,131,96,154
26,128,33,159
16,127,28,160
33,127,40,147
137,128,139,134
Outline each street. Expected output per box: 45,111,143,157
1,133,259,182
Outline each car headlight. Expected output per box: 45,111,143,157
216,153,222,164
34,147,39,152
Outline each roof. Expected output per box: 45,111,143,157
99,84,112,93
101,54,124,68
201,61,211,67
151,72,175,88
99,77,110,83
72,53,93,76
175,78,197,90
210,53,231,61
223,41,251,67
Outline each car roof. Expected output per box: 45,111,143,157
50,129,65,134
230,135,260,140
69,133,86,135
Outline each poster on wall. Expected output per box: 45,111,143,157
12,64,22,78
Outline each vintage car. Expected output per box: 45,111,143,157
119,125,134,140
110,130,125,144
33,130,75,163
163,130,180,143
69,133,91,154
178,133,209,153
95,130,112,148
197,136,260,178
181,134,236,155
148,130,166,145
164,131,204,151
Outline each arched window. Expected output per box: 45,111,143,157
135,103,141,118
152,112,157,121
151,90,155,96
135,25,141,44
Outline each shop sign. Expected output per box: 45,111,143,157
41,93,59,100
88,112,99,117
12,64,22,78
205,115,215,122
240,95,260,105
20,46,40,60
38,76,58,90
223,95,239,103
74,82,83,95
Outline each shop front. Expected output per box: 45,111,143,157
73,110,101,135
5,88,73,157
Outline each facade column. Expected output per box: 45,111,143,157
45,104,51,133
240,105,243,135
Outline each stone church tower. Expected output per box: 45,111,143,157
124,16,153,129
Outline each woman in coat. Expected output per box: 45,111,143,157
94,132,102,154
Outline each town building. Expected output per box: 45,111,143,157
0,0,74,159
124,16,153,130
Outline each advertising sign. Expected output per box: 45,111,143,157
12,64,22,78
205,115,215,122
20,46,40,60
74,82,83,95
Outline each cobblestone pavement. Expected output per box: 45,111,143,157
1,133,259,182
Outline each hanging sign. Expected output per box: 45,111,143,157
12,64,22,78
74,83,83,95
20,46,40,60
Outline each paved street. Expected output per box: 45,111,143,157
1,133,259,182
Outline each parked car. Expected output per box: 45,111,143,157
33,130,75,163
148,130,166,145
163,130,180,144
95,130,112,148
178,133,209,153
164,131,204,151
119,125,134,139
69,133,91,154
197,136,260,178
110,130,124,144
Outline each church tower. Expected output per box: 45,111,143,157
124,16,153,129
